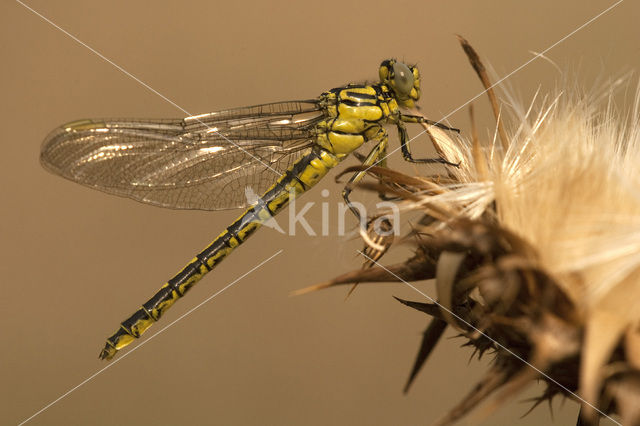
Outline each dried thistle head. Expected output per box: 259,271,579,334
298,40,640,425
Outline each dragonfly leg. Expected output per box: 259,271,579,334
372,135,394,201
342,134,395,298
400,113,460,133
341,134,389,224
351,148,394,201
396,121,459,167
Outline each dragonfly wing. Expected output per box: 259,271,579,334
41,101,323,210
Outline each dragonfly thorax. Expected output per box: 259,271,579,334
311,60,429,159
313,83,399,158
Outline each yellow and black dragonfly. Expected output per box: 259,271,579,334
40,59,458,360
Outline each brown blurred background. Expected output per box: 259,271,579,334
2,1,638,425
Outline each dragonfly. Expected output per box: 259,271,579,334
40,59,459,360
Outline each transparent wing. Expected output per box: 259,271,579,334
41,101,323,210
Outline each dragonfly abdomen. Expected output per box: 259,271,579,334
99,147,339,359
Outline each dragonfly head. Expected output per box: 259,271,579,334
379,59,420,108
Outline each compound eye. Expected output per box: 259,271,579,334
392,62,414,96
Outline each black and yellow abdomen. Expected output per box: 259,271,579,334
99,147,339,359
